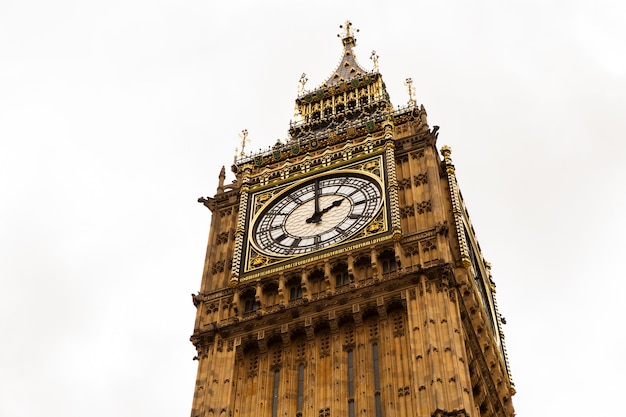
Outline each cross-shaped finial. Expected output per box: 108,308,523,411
298,73,308,95
405,78,416,105
338,20,359,46
370,50,379,71
237,129,250,157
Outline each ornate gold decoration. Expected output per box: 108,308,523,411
370,50,379,71
368,221,382,233
298,73,308,95
236,129,250,157
239,154,391,280
404,77,416,105
251,255,266,268
384,138,402,238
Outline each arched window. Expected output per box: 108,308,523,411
332,263,349,287
354,255,372,280
287,276,302,301
241,289,257,314
263,281,279,307
379,249,397,274
308,269,325,299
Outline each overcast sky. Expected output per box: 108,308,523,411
1,1,625,416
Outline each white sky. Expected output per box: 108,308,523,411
1,1,625,416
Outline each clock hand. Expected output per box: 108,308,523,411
306,199,343,223
313,178,320,215
306,179,323,224
319,199,343,215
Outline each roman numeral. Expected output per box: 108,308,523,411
287,195,302,204
275,234,288,243
290,238,302,248
354,200,366,205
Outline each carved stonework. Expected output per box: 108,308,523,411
422,239,437,252
211,260,225,274
216,231,230,245
319,332,331,358
414,172,428,186
400,205,415,218
398,178,412,190
403,243,420,256
219,208,232,218
430,410,468,417
416,200,432,214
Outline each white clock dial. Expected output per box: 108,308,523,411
251,173,383,256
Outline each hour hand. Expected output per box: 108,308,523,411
305,199,342,223
319,199,342,214
306,211,322,224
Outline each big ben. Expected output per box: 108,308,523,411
191,21,515,417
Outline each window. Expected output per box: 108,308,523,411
308,269,325,298
333,263,349,287
335,271,349,287
287,277,303,301
242,290,257,313
263,282,279,307
379,250,397,274
244,298,256,313
290,285,303,300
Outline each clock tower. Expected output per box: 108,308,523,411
191,21,515,417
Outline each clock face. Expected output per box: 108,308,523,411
251,172,383,256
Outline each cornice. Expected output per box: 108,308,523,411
192,262,457,344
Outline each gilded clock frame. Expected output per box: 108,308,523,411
237,151,391,281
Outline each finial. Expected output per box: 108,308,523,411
370,50,379,71
441,145,453,164
238,129,250,157
217,166,226,193
298,73,308,95
405,77,416,105
338,20,359,47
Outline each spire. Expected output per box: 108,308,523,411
321,20,369,88
288,21,393,142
